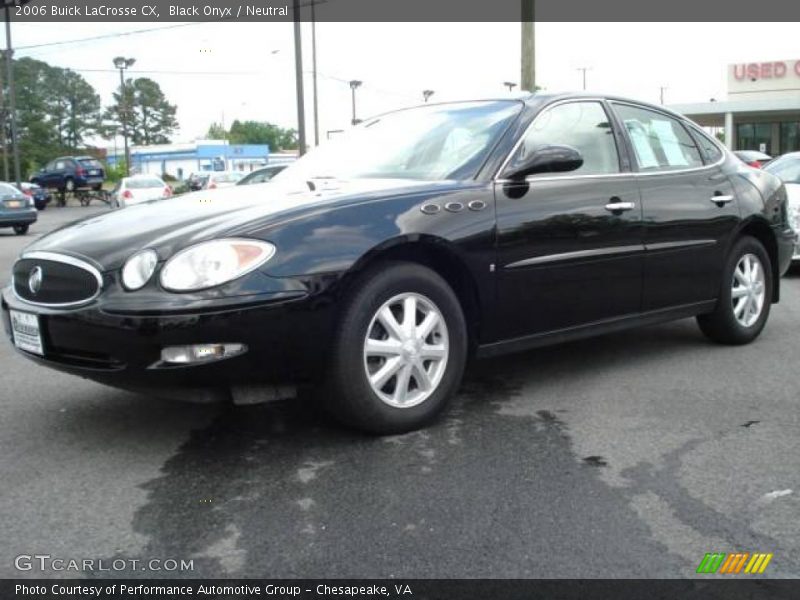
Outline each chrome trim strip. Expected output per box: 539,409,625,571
505,245,643,269
12,251,104,308
494,97,728,184
645,239,716,251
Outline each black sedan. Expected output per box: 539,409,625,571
2,94,795,433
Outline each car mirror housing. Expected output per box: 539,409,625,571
503,144,584,180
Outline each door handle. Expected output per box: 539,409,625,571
711,194,734,206
605,201,635,212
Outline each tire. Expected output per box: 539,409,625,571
697,236,772,345
13,224,29,235
64,178,75,193
326,261,467,434
92,184,102,192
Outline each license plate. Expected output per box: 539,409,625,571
6,200,22,208
10,310,43,356
89,170,100,176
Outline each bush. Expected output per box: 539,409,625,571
104,161,128,183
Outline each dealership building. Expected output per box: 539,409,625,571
670,59,800,155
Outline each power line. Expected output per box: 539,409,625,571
15,22,207,51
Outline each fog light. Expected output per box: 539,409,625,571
161,343,246,364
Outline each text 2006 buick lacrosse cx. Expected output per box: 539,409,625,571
3,94,795,433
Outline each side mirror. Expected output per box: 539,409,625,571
503,144,584,180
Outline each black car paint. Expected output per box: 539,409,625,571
2,94,794,399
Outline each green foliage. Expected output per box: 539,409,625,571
103,160,128,184
8,57,103,177
101,77,178,145
207,120,298,150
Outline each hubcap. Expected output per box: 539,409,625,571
731,253,766,328
363,292,449,408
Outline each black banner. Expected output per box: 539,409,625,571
4,0,800,22
3,580,800,600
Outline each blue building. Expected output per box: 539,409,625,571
107,140,273,181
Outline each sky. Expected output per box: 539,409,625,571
8,21,800,147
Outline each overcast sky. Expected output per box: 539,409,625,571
9,21,800,146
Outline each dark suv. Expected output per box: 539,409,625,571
31,156,105,193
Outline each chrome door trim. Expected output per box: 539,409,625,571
645,240,717,251
504,244,644,269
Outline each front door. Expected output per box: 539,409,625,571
494,100,644,341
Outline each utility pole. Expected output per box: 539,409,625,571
0,56,7,182
4,5,20,186
349,80,362,126
422,90,434,103
520,0,535,92
292,0,306,155
577,67,591,90
113,56,135,175
659,86,667,105
311,0,319,147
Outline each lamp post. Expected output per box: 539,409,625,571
503,81,517,92
349,80,362,126
422,90,435,103
113,56,135,175
576,67,591,90
3,0,27,187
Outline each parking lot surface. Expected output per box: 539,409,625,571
1,207,798,578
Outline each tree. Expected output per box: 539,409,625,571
217,120,298,150
205,122,226,140
104,77,178,145
6,57,102,175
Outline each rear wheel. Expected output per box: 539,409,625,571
697,236,772,345
64,178,75,193
13,224,29,235
326,262,467,434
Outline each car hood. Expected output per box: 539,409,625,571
23,178,457,270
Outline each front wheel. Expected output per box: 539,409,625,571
697,236,772,345
326,262,467,434
13,224,29,235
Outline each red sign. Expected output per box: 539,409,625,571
733,60,800,80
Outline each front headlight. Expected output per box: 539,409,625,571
160,239,276,292
121,249,158,290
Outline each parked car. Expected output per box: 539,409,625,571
0,181,37,235
186,173,209,192
237,165,288,186
16,182,51,210
202,171,245,190
111,175,172,208
734,150,772,169
763,152,800,263
3,94,795,433
30,156,105,193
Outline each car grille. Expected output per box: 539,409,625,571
13,252,103,306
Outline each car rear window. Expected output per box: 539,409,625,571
126,178,164,189
0,182,20,198
79,158,103,169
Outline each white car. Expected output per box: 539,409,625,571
201,171,245,190
112,175,172,208
764,152,800,263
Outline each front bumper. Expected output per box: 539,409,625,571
2,285,336,401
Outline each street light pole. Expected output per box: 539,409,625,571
659,86,667,105
422,90,434,103
503,81,517,92
349,80,362,126
292,0,306,156
311,0,319,147
4,6,20,187
577,67,591,90
113,56,135,176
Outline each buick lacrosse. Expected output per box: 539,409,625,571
3,94,795,433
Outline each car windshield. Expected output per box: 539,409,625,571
763,155,800,184
126,178,164,189
274,100,523,182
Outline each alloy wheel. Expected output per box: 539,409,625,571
731,253,766,328
363,292,449,408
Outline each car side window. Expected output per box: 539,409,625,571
689,126,723,164
511,101,620,176
612,103,703,171
55,160,66,170
45,161,56,171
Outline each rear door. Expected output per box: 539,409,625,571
494,99,644,340
610,102,739,310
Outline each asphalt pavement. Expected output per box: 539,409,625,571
0,206,798,579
